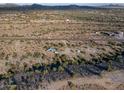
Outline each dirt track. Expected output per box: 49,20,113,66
0,37,123,42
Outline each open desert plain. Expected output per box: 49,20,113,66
0,4,124,90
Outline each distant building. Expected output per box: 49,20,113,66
118,32,124,39
101,31,124,39
66,19,70,22
76,49,81,53
47,48,56,52
95,32,100,35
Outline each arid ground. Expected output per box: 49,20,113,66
0,8,124,89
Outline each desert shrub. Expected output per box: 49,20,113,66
62,62,68,68
58,66,64,72
107,60,113,71
43,45,48,49
5,54,9,60
41,53,46,59
42,69,48,75
2,34,8,37
0,52,5,59
33,52,41,58
58,43,64,47
20,54,28,60
116,84,124,90
32,63,41,71
116,55,124,63
68,81,75,89
52,67,57,72
20,40,24,42
12,52,17,58
23,63,28,72
8,85,17,90
108,41,116,46
26,52,32,57
59,54,68,62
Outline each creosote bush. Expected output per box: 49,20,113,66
33,52,41,58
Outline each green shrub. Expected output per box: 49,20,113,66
58,66,64,72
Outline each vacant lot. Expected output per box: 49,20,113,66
0,9,124,89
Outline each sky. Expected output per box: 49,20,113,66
0,2,123,7
0,0,123,3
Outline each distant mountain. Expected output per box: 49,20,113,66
0,3,123,11
23,4,101,10
0,3,19,7
100,4,124,8
0,3,102,11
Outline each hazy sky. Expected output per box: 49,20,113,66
0,3,123,6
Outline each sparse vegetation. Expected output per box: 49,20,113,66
0,7,123,90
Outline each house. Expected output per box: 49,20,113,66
47,48,56,52
95,32,100,35
76,49,81,53
65,19,70,22
112,32,124,39
118,32,124,39
101,31,124,38
54,51,59,54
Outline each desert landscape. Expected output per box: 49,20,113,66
0,4,124,90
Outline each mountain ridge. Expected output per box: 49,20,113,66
0,3,123,10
